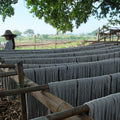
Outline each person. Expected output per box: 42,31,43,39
1,30,17,50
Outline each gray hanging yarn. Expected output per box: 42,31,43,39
24,69,37,119
24,68,49,119
110,72,120,94
49,79,78,107
35,68,46,85
85,92,120,120
45,66,59,82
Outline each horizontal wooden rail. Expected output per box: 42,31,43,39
85,40,120,44
0,64,16,68
32,105,90,120
15,41,78,47
0,84,49,97
0,71,17,77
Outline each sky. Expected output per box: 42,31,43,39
0,0,110,35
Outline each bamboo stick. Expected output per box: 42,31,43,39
0,84,49,97
17,62,27,120
0,71,17,77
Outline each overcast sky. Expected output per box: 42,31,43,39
0,0,110,35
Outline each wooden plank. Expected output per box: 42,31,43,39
17,62,27,120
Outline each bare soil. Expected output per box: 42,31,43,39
0,97,22,120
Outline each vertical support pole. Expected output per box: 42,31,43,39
103,28,106,42
117,35,119,41
97,27,100,42
17,62,27,120
55,36,57,49
110,30,111,41
34,35,36,50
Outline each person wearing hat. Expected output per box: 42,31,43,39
1,30,17,50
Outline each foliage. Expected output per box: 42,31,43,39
13,30,22,36
0,0,120,33
87,29,98,36
36,33,40,37
0,0,18,21
41,34,49,39
23,29,34,36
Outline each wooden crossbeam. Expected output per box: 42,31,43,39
0,64,15,68
32,105,90,120
0,84,49,97
46,104,90,120
0,71,17,77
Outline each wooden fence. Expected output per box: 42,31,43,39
0,59,91,120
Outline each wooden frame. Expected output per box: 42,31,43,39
0,61,91,120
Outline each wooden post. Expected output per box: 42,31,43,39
110,30,111,41
34,35,36,50
97,27,100,42
117,35,119,41
55,36,57,49
17,62,27,120
103,28,106,42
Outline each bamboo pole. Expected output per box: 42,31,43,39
17,62,27,120
0,84,49,97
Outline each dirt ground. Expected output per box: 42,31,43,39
0,97,22,120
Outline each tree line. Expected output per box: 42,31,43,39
12,29,97,39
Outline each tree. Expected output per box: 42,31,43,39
24,29,34,36
0,0,120,33
36,33,40,37
13,30,22,36
0,0,18,21
41,34,49,39
87,29,98,36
